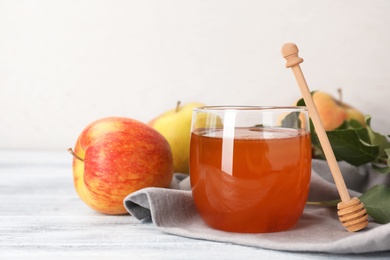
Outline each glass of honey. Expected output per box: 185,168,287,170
189,106,312,233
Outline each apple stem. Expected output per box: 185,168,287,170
337,88,343,103
175,101,181,112
68,148,84,162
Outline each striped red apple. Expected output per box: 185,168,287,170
69,117,173,215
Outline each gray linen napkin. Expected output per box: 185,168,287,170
123,159,390,254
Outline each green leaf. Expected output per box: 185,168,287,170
371,149,390,174
354,127,372,144
308,185,390,224
281,112,301,129
364,116,390,172
360,185,390,224
386,148,390,165
326,129,379,166
347,119,365,129
372,164,390,174
296,97,306,106
297,96,390,172
367,122,390,159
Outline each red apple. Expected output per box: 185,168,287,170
69,117,173,215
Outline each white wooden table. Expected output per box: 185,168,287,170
1,150,390,259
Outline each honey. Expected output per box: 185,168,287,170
190,127,311,233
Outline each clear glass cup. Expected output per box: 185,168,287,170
189,106,312,233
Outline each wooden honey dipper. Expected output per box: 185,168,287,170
281,43,368,232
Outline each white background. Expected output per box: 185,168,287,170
1,0,389,149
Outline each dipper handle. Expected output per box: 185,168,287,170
281,43,350,202
281,43,368,232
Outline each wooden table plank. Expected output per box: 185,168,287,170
1,150,390,259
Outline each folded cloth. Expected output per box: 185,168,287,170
124,159,390,254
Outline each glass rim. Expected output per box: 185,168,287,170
193,105,308,112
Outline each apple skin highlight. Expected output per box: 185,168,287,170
71,117,174,215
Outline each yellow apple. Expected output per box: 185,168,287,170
312,91,348,131
296,91,366,131
69,117,173,215
148,101,205,174
342,105,366,127
336,88,366,126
